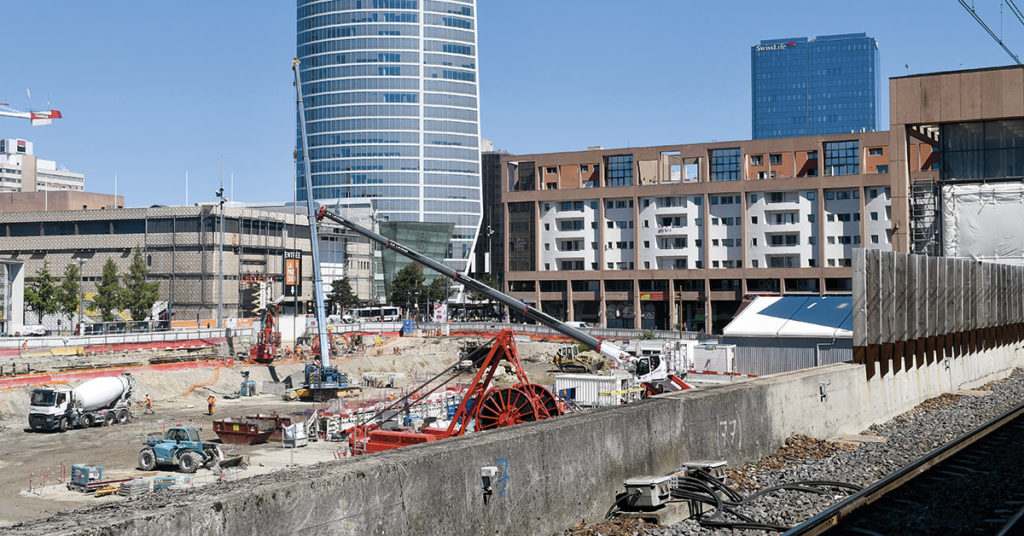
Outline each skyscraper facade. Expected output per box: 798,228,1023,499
296,0,482,271
751,33,880,140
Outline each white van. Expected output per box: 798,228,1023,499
565,321,591,329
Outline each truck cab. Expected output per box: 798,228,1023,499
29,387,74,431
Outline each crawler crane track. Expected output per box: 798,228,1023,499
787,401,1024,535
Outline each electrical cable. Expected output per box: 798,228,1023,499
605,467,862,532
957,0,1023,65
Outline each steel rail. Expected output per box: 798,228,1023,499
784,400,1024,535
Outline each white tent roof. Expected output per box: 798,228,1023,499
722,296,853,339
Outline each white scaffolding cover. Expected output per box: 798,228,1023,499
942,182,1024,265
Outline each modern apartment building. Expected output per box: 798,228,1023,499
752,33,881,139
501,132,922,332
295,0,483,272
0,139,85,192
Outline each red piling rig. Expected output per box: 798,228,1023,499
348,329,561,454
249,304,282,364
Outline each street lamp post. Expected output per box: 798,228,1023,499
76,258,85,335
215,186,227,328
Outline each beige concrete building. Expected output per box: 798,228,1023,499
0,139,85,193
0,190,123,212
0,205,315,321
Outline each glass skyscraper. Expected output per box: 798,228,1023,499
751,33,880,139
296,0,482,271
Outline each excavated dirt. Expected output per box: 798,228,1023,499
0,335,567,527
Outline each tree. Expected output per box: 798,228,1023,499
123,248,160,321
93,259,124,322
425,277,449,307
388,263,424,317
467,273,497,303
25,261,60,323
329,278,359,314
57,263,81,327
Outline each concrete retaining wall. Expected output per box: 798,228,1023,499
17,343,1024,536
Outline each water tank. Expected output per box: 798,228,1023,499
73,376,132,412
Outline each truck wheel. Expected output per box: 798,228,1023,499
178,451,200,474
117,410,129,424
81,414,93,428
138,448,157,471
58,418,68,433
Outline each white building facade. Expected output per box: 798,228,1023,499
0,139,85,193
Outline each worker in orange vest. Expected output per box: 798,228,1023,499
144,393,154,415
207,395,216,416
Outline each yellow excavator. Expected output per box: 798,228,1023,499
552,344,606,373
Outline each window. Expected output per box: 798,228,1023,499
581,165,588,172
695,239,703,247
825,191,835,200
752,259,759,268
806,191,816,200
605,154,634,186
876,165,889,173
870,212,878,221
710,148,741,181
824,140,859,176
836,191,850,200
769,153,782,165
807,151,817,159
868,148,884,156
546,167,556,174
692,196,703,205
871,234,879,244
750,194,758,204
751,216,758,224
808,214,815,223
750,155,763,166
827,214,835,222
751,238,758,246
827,236,835,244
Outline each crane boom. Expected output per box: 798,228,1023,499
292,58,332,367
0,105,62,126
313,206,635,369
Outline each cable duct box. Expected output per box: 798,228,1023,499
623,475,672,508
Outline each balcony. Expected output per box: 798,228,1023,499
656,225,689,235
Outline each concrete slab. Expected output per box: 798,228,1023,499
617,501,695,526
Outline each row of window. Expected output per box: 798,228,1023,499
310,158,419,172
307,104,419,121
423,119,478,134
297,1,419,20
304,77,419,96
298,37,420,57
424,105,477,121
303,64,420,82
298,24,420,45
3,218,291,238
423,26,475,43
297,10,418,32
309,144,418,159
424,79,476,95
306,131,419,147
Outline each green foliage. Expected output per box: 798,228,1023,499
123,248,160,321
58,263,81,324
640,329,656,340
467,273,497,302
388,263,424,314
25,261,60,323
328,278,359,313
425,276,449,305
93,259,124,322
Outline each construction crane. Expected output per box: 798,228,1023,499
0,103,62,126
292,58,354,401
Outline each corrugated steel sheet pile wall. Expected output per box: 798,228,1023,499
733,342,851,376
852,249,1024,379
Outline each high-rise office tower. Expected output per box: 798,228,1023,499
296,0,482,272
751,33,880,139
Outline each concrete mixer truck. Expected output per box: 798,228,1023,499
28,374,137,432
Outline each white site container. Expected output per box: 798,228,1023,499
690,344,736,373
554,373,639,407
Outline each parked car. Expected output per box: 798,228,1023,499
22,325,48,336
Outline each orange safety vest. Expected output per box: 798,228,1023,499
145,396,152,407
207,396,216,409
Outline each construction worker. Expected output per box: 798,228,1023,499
144,393,154,415
207,395,216,416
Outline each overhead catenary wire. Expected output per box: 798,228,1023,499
957,0,1023,65
1008,0,1024,28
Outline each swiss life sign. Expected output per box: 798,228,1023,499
754,41,797,52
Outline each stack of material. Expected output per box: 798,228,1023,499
117,478,149,498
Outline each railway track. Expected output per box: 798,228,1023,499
786,401,1024,535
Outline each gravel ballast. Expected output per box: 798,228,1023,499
641,369,1024,536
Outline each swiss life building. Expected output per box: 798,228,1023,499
752,33,881,139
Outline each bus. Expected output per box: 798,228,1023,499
348,306,400,322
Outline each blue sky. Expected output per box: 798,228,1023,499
1,1,1022,207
